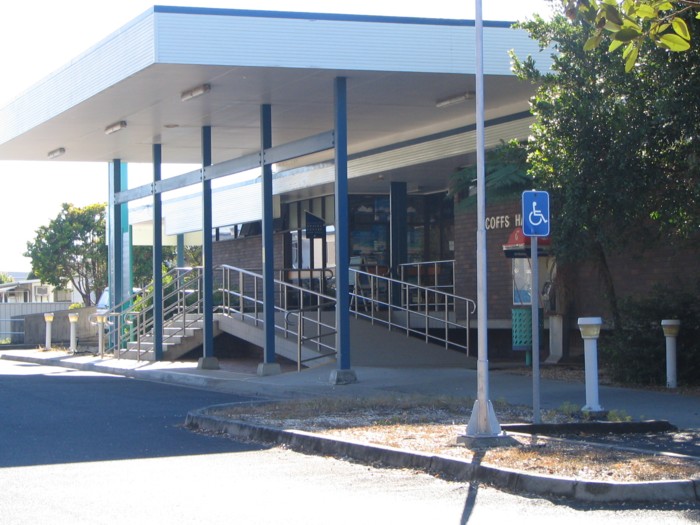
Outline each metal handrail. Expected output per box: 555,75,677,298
94,259,474,363
399,259,455,295
284,301,337,371
219,264,337,369
220,262,474,360
0,318,25,343
350,267,475,354
101,266,204,358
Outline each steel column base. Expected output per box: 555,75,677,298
329,369,357,385
257,362,281,377
197,357,220,370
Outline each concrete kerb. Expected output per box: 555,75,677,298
0,351,300,399
185,408,700,504
3,350,699,504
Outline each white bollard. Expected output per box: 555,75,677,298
96,314,106,358
661,320,681,389
68,312,79,353
577,317,604,413
44,312,54,350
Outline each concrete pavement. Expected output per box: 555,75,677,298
1,348,698,503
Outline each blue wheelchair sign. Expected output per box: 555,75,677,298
522,190,550,237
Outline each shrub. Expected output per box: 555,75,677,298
602,283,700,387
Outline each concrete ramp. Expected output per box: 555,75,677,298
216,313,336,367
215,311,475,370
349,317,476,368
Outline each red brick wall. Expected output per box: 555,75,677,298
571,239,700,319
454,200,521,320
455,197,700,357
212,233,286,270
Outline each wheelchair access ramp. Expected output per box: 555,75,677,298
348,316,476,368
217,264,477,370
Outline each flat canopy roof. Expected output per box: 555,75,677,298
0,6,550,170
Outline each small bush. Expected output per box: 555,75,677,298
606,409,632,422
557,401,580,417
602,283,700,387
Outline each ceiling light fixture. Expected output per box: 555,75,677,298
104,120,127,135
435,91,476,108
181,83,211,102
47,147,66,159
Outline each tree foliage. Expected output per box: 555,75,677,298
512,11,700,324
131,245,202,289
0,272,14,284
25,203,107,306
448,140,532,211
563,0,700,69
604,282,700,385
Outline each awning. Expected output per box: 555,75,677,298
502,227,551,258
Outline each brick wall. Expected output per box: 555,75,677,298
571,238,700,319
454,200,519,320
212,233,286,270
455,197,700,357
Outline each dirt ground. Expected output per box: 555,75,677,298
208,393,700,483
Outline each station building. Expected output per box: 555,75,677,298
2,6,690,379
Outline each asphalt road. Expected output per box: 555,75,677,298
0,360,698,524
0,361,260,468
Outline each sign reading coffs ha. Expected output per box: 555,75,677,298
484,213,523,230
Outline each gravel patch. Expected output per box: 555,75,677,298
206,395,700,483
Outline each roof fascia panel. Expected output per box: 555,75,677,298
153,10,537,75
0,12,156,146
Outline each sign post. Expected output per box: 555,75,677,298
522,190,550,424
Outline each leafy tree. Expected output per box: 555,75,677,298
131,245,203,289
512,11,700,325
563,0,700,69
25,203,107,306
448,140,532,211
0,272,14,284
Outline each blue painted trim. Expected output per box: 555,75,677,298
114,131,335,205
177,235,185,267
202,126,215,359
152,5,516,28
108,160,123,351
334,77,351,371
390,182,407,307
261,105,276,364
153,144,164,361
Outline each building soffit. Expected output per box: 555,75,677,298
0,7,549,170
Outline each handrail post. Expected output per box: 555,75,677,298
136,312,142,362
297,312,303,372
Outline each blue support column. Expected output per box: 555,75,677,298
198,126,219,370
122,164,132,305
258,104,281,376
177,235,185,267
153,144,164,361
330,77,357,385
390,181,408,307
108,160,123,315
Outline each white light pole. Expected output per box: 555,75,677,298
661,319,680,389
466,0,501,437
578,317,604,414
44,312,54,351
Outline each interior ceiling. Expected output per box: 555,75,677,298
1,62,536,197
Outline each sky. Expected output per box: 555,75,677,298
0,0,554,274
